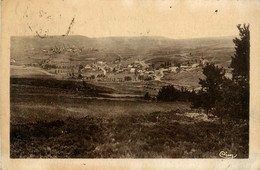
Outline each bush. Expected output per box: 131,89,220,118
144,92,151,100
124,76,132,81
157,85,196,102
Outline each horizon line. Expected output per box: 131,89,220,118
11,34,237,40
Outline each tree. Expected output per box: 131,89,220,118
229,24,250,120
90,75,95,79
192,24,250,121
124,76,132,81
197,63,226,114
78,74,83,79
144,92,151,100
174,63,181,68
230,24,250,82
157,85,180,101
157,85,196,102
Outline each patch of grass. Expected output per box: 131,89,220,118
10,110,248,158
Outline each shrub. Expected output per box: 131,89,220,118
144,92,151,100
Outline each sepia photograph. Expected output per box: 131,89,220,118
1,0,260,169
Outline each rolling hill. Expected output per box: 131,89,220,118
11,35,235,67
11,35,235,88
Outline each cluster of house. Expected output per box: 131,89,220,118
41,46,99,55
77,57,209,82
41,55,210,81
41,46,82,54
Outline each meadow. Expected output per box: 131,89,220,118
10,78,249,158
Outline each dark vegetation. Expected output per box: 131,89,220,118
157,85,196,102
196,24,249,121
10,110,248,158
157,24,250,122
144,92,151,100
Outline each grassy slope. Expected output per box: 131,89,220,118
162,68,205,88
11,89,190,124
10,83,248,158
10,108,249,158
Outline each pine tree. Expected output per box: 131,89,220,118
230,24,250,82
229,24,250,119
198,63,226,114
157,85,180,101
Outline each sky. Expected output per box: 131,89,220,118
2,0,259,39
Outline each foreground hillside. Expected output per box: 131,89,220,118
10,79,248,158
11,106,248,158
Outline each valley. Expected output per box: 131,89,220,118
11,35,235,94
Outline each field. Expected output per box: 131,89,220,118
10,78,249,158
11,65,54,78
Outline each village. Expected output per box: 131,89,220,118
10,44,210,83
40,55,210,82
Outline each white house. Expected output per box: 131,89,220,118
130,68,136,73
97,61,105,66
84,65,92,70
192,63,200,68
201,60,209,66
169,66,180,73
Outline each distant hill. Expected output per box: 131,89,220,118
11,35,234,51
